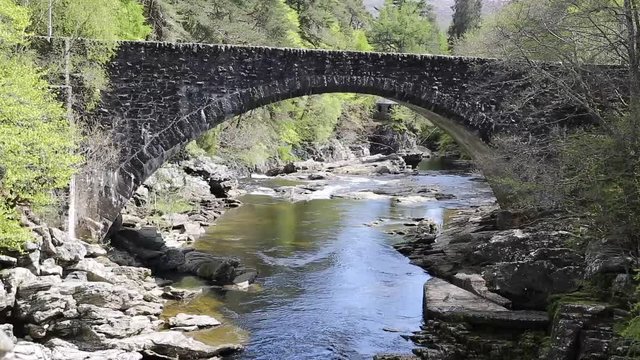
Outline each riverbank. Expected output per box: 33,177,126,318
392,205,636,359
0,155,255,359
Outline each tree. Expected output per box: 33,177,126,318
369,0,444,53
0,0,80,252
447,0,482,45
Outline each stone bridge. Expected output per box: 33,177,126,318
42,39,623,239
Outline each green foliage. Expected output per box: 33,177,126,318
621,274,640,356
0,0,83,253
0,0,30,47
22,0,151,108
447,0,482,45
23,0,151,41
152,0,303,47
0,205,31,253
277,145,297,163
369,0,443,53
150,0,379,168
0,53,79,206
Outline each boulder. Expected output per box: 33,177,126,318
0,255,17,269
60,282,143,311
108,331,242,359
180,156,238,199
168,313,221,331
113,228,165,252
484,260,582,310
75,304,155,339
178,251,240,284
176,222,205,237
17,250,40,276
162,286,202,301
39,259,62,277
49,229,66,247
0,331,14,359
8,341,52,360
0,267,38,309
423,278,548,330
15,286,77,324
52,236,87,266
584,239,634,277
83,242,107,258
47,338,142,360
69,258,114,284
546,303,623,360
233,271,257,286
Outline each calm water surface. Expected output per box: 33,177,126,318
173,160,495,360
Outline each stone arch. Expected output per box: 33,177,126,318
80,77,490,240
69,40,621,239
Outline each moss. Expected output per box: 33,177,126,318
547,286,606,320
518,331,549,358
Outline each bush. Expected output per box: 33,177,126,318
0,0,81,253
0,205,31,253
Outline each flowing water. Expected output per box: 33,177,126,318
168,160,495,360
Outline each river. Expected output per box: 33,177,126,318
166,160,495,360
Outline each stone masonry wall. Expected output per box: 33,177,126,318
48,39,624,239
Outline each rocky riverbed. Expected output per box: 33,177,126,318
0,142,433,360
4,132,631,359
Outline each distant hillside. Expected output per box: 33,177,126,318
364,0,508,31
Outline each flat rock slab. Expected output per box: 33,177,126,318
424,277,549,330
168,313,221,329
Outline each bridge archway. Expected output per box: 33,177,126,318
62,40,591,239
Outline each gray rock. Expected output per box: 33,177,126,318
37,228,57,258
162,286,202,301
39,259,62,277
122,214,145,228
0,255,18,269
585,239,634,277
49,228,67,246
0,267,38,309
64,271,88,282
106,248,143,267
178,251,240,284
423,278,548,330
57,282,143,312
83,242,107,258
15,286,77,324
68,258,114,283
109,331,242,359
46,338,143,360
76,304,155,339
0,331,14,359
17,250,40,276
168,313,221,330
150,248,185,272
547,303,614,360
177,222,204,237
8,341,52,360
53,236,87,266
483,260,582,310
111,228,165,260
233,271,257,286
0,325,15,344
